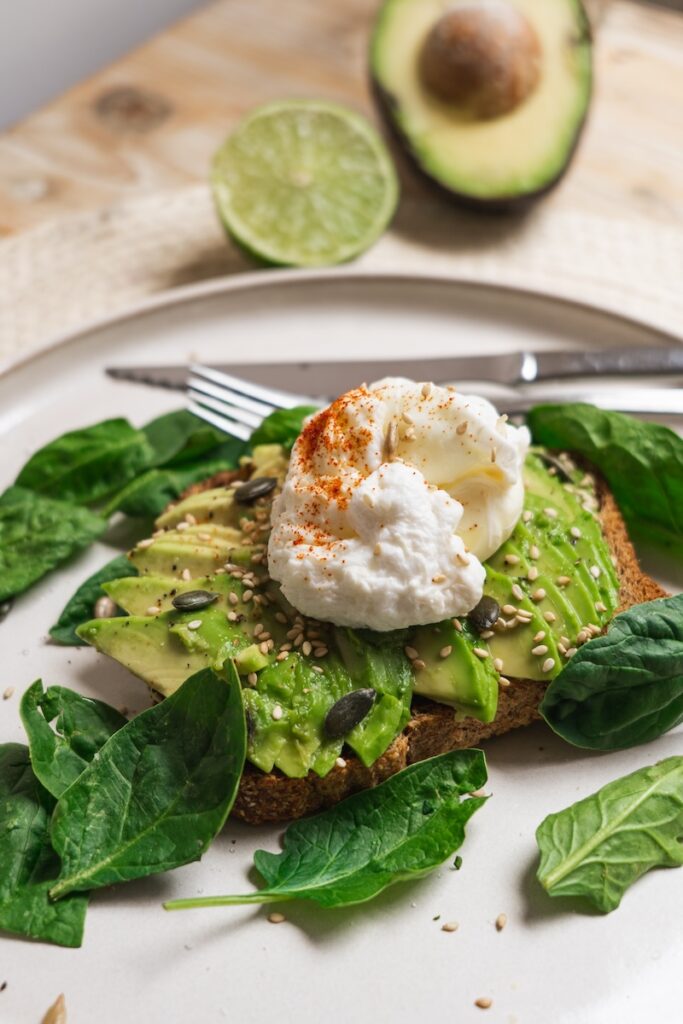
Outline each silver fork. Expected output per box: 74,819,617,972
187,363,683,438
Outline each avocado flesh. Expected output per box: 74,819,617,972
371,0,592,204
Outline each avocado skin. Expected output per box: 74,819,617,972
369,0,592,211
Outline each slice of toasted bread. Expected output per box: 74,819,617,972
230,477,665,824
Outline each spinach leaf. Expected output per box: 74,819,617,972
0,744,88,947
0,486,107,603
141,409,229,467
102,441,246,519
536,757,683,913
165,749,487,911
49,555,137,646
15,418,153,506
249,406,318,450
540,595,683,749
49,665,245,898
528,403,683,554
20,681,127,798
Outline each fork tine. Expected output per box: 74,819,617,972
190,363,311,410
188,389,263,429
188,374,276,418
188,401,252,441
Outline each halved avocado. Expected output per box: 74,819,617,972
371,0,592,208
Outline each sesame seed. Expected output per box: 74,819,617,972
473,647,489,660
275,611,288,624
452,619,463,632
421,382,433,399
228,592,239,606
516,615,532,627
3,687,14,700
413,659,426,670
512,584,524,601
544,507,558,518
441,921,459,932
456,421,467,435
293,633,304,647
596,601,607,613
432,574,446,583
498,676,511,687
314,647,328,658
405,646,419,660
557,576,571,586
197,532,212,541
527,566,539,581
146,605,161,616
335,757,347,769
590,565,601,579
490,447,497,463
456,552,470,567
502,604,517,616
533,630,546,642
247,672,258,686
187,620,202,630
480,630,494,640
276,651,289,662
529,545,540,560
522,510,533,523
374,542,382,556
566,647,578,658
271,705,283,721
242,590,253,602
532,644,549,657
259,641,270,655
268,912,286,924
181,568,192,582
312,665,324,674
475,997,492,1010
542,657,556,673
302,640,312,656
227,611,238,622
571,527,582,539
176,521,190,532
504,554,520,566
532,588,546,602
253,622,264,636
137,538,154,549
402,411,415,425
493,658,504,672
439,645,453,659
544,611,557,623
558,643,567,655
495,913,507,932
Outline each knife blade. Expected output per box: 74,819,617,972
107,345,683,395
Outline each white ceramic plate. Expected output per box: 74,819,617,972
1,272,682,1024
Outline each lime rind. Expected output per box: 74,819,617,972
211,100,399,267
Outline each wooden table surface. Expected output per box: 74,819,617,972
0,0,681,356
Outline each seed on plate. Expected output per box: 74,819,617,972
495,913,507,932
413,659,426,670
480,630,494,639
184,513,197,525
456,551,470,566
137,538,154,549
197,532,212,542
176,521,190,532
557,575,571,586
247,672,258,686
324,689,377,739
3,687,14,700
452,618,463,632
259,641,269,655
302,640,312,656
242,589,254,603
402,410,415,425
590,565,601,579
560,635,570,646
531,644,548,657
271,705,283,721
276,651,289,662
335,756,347,769
571,527,582,539
187,619,202,630
522,510,533,523
432,573,446,583
493,658,504,672
227,611,238,622
312,665,324,674
440,645,453,659
542,657,556,673
314,647,328,658
475,997,492,1009
421,382,433,399
373,542,382,556
146,605,161,616
533,630,546,643
268,912,286,924
405,646,419,660
498,676,511,688
473,647,489,660
234,477,278,504
595,601,607,613
384,420,399,460
274,611,288,624
504,554,519,565
172,590,219,612
181,568,192,581
565,647,577,658
441,921,459,932
544,507,558,519
544,611,557,623
529,545,540,560
558,643,567,655
527,566,539,581
94,595,117,619
511,584,524,601
532,588,546,602
490,447,497,463
468,596,500,632
456,420,468,436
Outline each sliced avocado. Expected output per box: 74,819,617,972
371,0,592,207
128,525,250,578
411,619,499,722
104,572,239,616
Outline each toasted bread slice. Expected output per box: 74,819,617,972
229,477,665,824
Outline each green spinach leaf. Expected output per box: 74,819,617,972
0,486,107,602
249,406,318,450
528,403,683,554
165,748,487,911
49,554,137,646
0,744,88,947
15,418,153,506
537,757,683,913
21,680,127,798
540,595,683,749
50,665,245,898
141,409,229,467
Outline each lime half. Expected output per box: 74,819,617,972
211,100,399,267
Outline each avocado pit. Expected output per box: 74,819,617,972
418,0,542,119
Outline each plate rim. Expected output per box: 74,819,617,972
2,265,682,381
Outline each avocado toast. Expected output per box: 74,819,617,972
77,441,664,824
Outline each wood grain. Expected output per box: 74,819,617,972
0,0,682,237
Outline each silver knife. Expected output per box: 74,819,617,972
107,346,683,395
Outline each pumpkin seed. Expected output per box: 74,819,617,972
234,477,277,504
171,590,219,612
324,688,377,739
467,595,500,632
